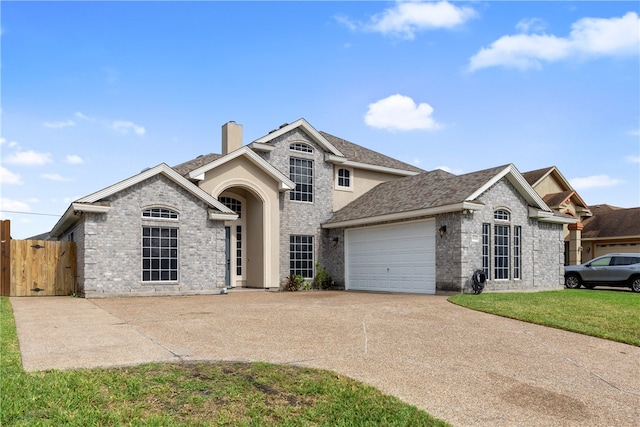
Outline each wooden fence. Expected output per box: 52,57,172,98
1,220,77,297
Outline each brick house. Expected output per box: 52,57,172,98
49,119,576,297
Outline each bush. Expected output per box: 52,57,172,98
285,274,305,291
313,263,332,290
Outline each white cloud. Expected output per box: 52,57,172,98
569,174,624,189
469,12,640,71
515,17,548,34
4,150,52,166
65,154,84,164
0,137,19,148
0,197,31,212
626,155,640,164
113,120,146,136
341,1,476,40
41,173,73,182
75,111,146,137
75,111,93,121
365,94,441,131
43,119,76,129
0,166,22,185
435,165,463,174
628,129,640,136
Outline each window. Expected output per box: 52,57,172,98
236,225,242,275
142,227,178,281
494,209,510,221
494,224,510,280
142,208,178,219
290,158,313,202
482,223,490,279
513,226,521,280
290,143,313,153
290,235,313,278
590,256,611,267
219,197,242,218
337,168,351,188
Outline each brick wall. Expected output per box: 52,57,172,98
67,175,226,297
258,130,335,284
454,179,564,292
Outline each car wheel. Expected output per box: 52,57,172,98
565,274,581,289
631,277,640,293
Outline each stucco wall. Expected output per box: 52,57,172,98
332,167,405,211
73,175,226,297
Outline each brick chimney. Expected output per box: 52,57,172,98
222,121,243,155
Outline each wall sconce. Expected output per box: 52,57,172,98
438,225,447,238
332,236,339,246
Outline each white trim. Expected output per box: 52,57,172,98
335,166,354,191
208,209,240,221
71,203,111,213
582,235,640,242
50,163,238,237
326,156,419,177
254,118,345,157
188,146,295,192
248,142,275,152
528,207,578,224
467,164,549,210
323,202,484,229
77,163,234,215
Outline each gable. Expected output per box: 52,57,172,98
324,164,576,229
186,147,294,192
253,118,344,157
50,163,237,237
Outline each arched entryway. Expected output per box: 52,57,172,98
217,186,265,288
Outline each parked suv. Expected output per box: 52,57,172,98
564,253,640,293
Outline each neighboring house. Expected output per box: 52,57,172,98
49,119,576,297
581,205,640,261
522,166,592,265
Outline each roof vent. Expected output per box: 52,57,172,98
279,123,289,129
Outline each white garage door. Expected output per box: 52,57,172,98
345,220,435,294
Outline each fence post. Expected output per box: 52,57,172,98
1,220,10,296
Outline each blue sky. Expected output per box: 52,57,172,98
1,1,639,239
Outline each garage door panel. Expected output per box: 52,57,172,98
346,220,435,294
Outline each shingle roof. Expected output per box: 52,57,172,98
324,165,508,225
582,204,640,238
543,191,574,207
319,132,425,173
522,166,554,186
172,130,425,178
172,153,223,177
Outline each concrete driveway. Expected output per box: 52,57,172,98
10,291,640,427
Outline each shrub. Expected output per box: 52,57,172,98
285,274,305,292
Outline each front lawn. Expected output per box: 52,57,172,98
1,297,449,426
449,289,640,346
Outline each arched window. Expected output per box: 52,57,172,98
219,197,242,219
493,209,510,221
142,207,178,219
482,208,521,281
290,143,313,153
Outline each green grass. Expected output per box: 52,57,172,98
449,289,640,346
1,297,449,426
